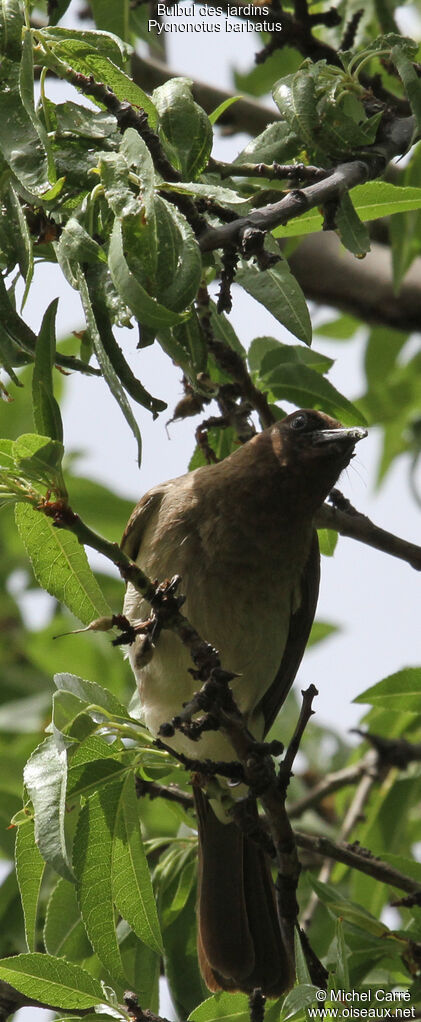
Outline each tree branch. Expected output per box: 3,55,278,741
295,831,421,896
199,116,415,252
288,233,421,333
316,494,421,571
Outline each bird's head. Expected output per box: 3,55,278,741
270,408,367,510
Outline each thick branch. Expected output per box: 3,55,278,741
199,118,414,251
288,233,421,333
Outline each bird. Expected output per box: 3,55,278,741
121,408,367,998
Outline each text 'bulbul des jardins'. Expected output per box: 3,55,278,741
148,4,283,32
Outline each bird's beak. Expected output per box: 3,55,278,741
311,426,368,446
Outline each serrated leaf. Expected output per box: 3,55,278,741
235,256,312,344
43,35,157,126
24,736,73,881
112,773,163,953
54,673,127,719
73,780,126,984
32,299,64,443
108,218,187,327
354,667,421,710
44,877,92,960
40,26,130,66
282,984,320,1020
15,502,111,625
77,267,143,465
0,953,106,1009
15,821,46,952
153,77,212,180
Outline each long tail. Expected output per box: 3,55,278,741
194,786,294,997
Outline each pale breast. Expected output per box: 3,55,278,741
123,478,313,761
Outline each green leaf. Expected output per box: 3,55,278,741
308,620,338,646
253,337,333,376
77,266,143,466
90,0,130,42
189,990,251,1021
84,266,166,418
0,953,106,1009
73,779,126,984
259,363,365,425
0,64,51,196
153,77,212,180
209,95,242,125
273,182,421,239
15,502,111,625
354,667,421,711
23,736,73,881
40,26,130,67
234,118,300,165
236,256,312,345
4,184,34,300
272,70,317,148
44,877,92,961
0,0,23,61
112,773,163,953
32,299,64,443
119,925,160,1011
209,301,245,356
99,151,141,220
108,218,188,327
161,181,247,206
43,35,157,126
55,672,127,719
172,311,207,375
154,197,202,312
15,821,46,952
336,193,370,257
10,432,66,499
391,46,421,131
317,529,338,557
282,985,320,1020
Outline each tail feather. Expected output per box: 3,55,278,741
194,786,293,997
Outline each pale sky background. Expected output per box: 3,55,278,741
8,5,421,1019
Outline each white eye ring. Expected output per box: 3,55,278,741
291,413,308,431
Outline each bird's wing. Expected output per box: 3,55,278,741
120,484,171,560
258,530,320,735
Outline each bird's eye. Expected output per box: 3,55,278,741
290,413,308,431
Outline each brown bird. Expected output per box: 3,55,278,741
121,409,366,997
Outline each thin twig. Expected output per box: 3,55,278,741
295,831,421,896
316,496,421,571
